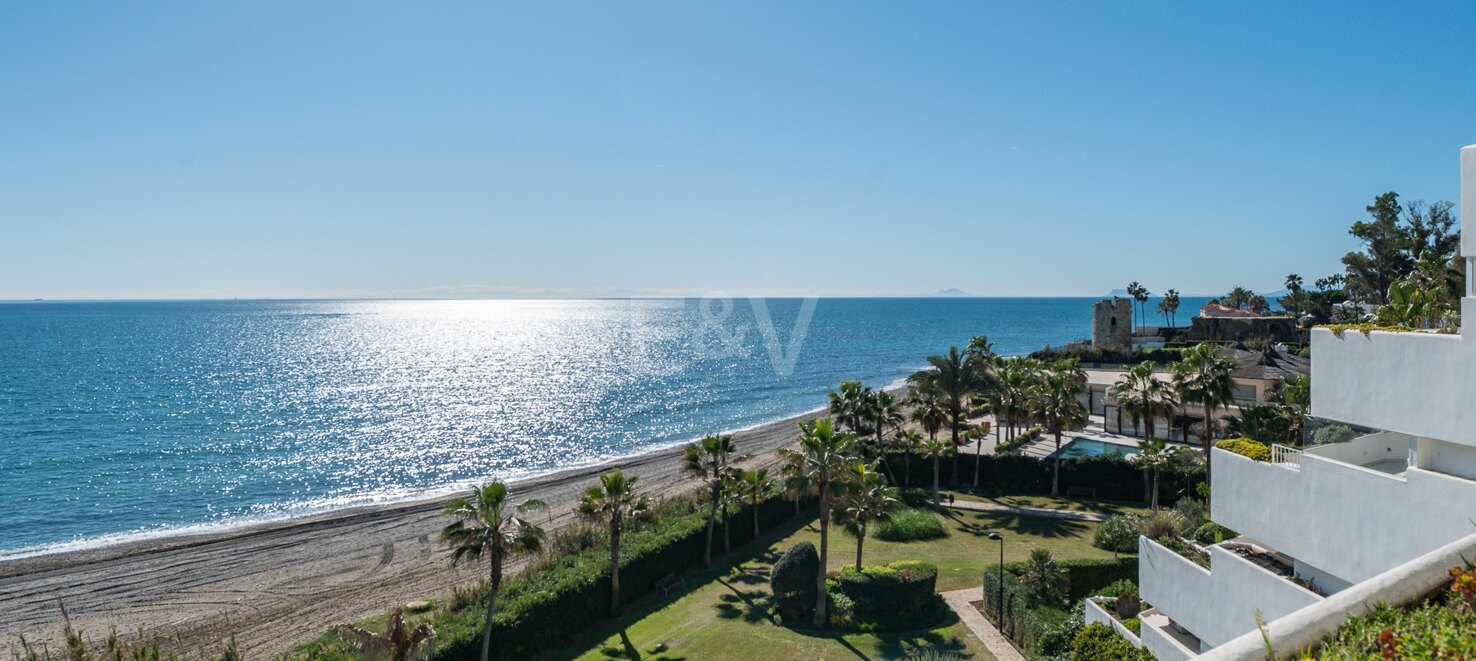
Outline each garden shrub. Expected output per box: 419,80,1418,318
1097,579,1138,600
1194,522,1236,545
872,508,947,541
1172,498,1208,533
771,541,820,625
1216,437,1271,461
826,587,855,629
836,561,939,627
1311,423,1357,446
1092,514,1141,553
1121,617,1141,635
1138,510,1184,543
1069,622,1152,660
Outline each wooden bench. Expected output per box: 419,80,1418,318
656,573,685,597
1066,486,1097,498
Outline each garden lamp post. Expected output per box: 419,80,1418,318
987,532,1004,614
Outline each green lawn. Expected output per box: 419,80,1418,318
549,506,1116,660
943,490,1149,518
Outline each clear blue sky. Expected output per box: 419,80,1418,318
3,2,1473,300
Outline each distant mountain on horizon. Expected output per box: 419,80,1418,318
930,288,972,297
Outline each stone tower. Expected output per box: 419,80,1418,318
1092,297,1133,351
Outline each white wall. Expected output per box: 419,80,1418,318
1140,609,1198,661
1311,329,1476,448
1461,145,1475,260
1305,430,1411,466
1419,437,1476,482
1084,597,1143,646
1212,448,1476,584
1138,536,1321,649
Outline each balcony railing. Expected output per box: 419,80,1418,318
1270,444,1302,469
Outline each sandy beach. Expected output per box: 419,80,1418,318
0,406,832,658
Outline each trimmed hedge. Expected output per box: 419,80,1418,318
836,561,938,625
1216,437,1271,461
886,452,1205,504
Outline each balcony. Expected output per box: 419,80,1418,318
1138,535,1321,649
1311,326,1476,448
1139,608,1200,661
1212,444,1476,584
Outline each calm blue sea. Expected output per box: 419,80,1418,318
0,297,1192,556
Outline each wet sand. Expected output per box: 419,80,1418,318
0,406,830,658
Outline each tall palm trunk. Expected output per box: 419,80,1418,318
903,451,911,487
1144,417,1158,505
1203,403,1215,489
855,524,866,570
1051,431,1063,496
609,514,623,615
1151,469,1161,511
949,411,961,483
751,495,760,539
704,480,720,566
814,483,831,628
722,502,731,554
481,556,503,661
973,430,984,487
932,456,941,505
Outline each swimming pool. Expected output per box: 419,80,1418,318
1052,438,1139,459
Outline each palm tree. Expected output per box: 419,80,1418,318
780,451,812,516
1126,282,1144,330
682,433,735,567
918,436,952,505
908,391,947,442
779,418,857,628
738,467,774,539
1131,437,1184,511
1172,343,1239,488
1163,289,1181,328
1271,375,1311,445
334,608,436,661
994,357,1041,440
834,463,898,570
1284,274,1305,322
865,389,904,483
1109,362,1177,441
1034,363,1088,496
894,429,923,487
827,380,872,433
968,422,992,487
908,347,995,483
719,468,743,554
440,481,547,661
1019,549,1068,603
578,470,651,616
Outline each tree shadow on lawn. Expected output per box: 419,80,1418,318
943,508,1089,540
785,608,979,660
988,495,1141,516
542,513,816,661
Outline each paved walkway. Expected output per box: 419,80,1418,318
941,587,1025,661
941,498,1111,522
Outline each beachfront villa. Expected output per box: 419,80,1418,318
1098,145,1476,658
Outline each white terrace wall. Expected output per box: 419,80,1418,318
1139,536,1320,649
1211,448,1476,584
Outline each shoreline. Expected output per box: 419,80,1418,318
0,403,833,569
0,397,854,657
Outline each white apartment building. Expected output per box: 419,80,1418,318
1103,145,1476,659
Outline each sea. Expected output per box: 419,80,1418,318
0,297,1201,558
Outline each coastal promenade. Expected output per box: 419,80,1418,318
0,408,824,658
